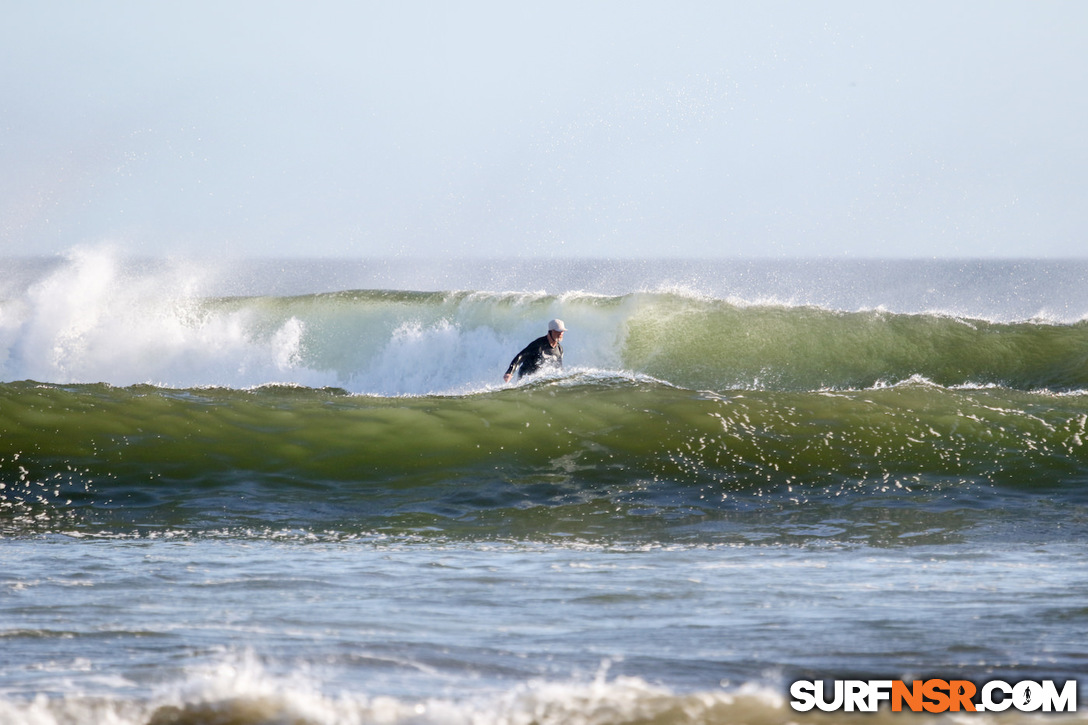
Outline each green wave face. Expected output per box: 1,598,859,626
4,380,1086,541
618,294,1088,391
215,290,1088,392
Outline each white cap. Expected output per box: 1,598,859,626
548,318,566,332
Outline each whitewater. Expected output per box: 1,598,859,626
2,247,1087,724
2,248,1087,393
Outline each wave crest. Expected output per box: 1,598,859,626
3,249,1088,394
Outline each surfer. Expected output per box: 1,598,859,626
503,319,565,382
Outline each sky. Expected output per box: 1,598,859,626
1,1,1086,259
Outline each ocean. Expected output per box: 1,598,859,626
2,248,1087,724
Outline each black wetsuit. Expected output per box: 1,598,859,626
505,335,563,379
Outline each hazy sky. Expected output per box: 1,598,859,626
2,1,1085,259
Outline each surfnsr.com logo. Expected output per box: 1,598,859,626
790,679,1078,713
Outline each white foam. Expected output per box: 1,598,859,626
0,247,638,394
0,246,325,389
0,651,789,725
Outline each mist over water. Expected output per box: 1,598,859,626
8,248,1088,313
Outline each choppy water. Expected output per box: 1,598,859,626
2,249,1087,723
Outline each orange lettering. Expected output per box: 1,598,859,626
892,680,924,712
923,679,951,713
949,680,977,712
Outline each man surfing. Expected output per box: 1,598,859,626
503,319,565,382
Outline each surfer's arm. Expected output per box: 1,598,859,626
504,339,541,381
504,351,525,382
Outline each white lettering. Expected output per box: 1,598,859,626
814,680,844,712
790,680,816,712
1041,680,1078,713
867,680,894,711
980,681,1012,712
844,680,869,712
1013,681,1043,712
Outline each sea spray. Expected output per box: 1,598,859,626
3,250,1088,393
